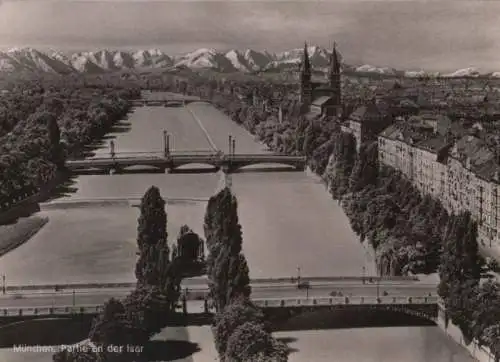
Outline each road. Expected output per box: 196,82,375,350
0,283,437,309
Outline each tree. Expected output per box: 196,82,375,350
349,141,379,192
326,132,357,198
53,348,104,362
88,298,141,348
135,186,170,288
123,284,172,337
482,324,500,361
472,281,500,344
204,187,251,311
213,297,266,356
224,321,287,362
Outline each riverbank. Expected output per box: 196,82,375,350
437,312,494,362
200,88,496,362
0,171,65,226
0,215,49,258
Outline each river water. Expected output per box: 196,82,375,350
0,93,474,361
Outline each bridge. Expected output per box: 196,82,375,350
0,277,439,325
130,98,203,107
65,151,307,174
0,295,440,322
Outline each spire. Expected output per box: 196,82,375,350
330,42,340,79
303,42,311,75
300,41,312,110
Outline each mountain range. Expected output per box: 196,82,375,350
1,46,498,79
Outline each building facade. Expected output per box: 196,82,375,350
378,122,500,247
342,101,392,152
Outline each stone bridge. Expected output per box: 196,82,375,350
131,98,204,107
65,152,307,174
0,296,440,324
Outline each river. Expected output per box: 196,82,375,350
0,93,474,361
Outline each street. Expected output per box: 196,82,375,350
0,283,437,309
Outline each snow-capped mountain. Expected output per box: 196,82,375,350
3,47,74,74
132,49,172,68
173,48,236,72
264,46,331,71
443,67,481,78
404,70,443,78
355,64,397,76
224,49,273,72
0,46,497,79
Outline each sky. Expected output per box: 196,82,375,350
0,0,499,72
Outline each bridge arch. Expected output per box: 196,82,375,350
227,160,306,173
263,303,437,331
168,161,220,172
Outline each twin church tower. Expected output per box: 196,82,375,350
299,42,342,115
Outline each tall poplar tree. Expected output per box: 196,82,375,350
204,187,251,312
135,186,170,289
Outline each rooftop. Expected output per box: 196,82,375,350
350,102,381,123
312,96,333,106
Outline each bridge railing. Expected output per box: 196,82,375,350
1,305,104,317
5,282,136,292
0,296,439,317
252,296,439,308
66,150,220,162
5,275,422,292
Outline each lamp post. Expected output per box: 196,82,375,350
362,266,366,285
72,290,76,306
163,130,170,157
109,140,115,159
228,135,232,155
232,139,236,155
297,266,301,284
2,275,5,295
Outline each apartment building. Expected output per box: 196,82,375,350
378,119,500,247
341,101,391,152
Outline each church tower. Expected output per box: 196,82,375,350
300,42,313,107
329,42,341,106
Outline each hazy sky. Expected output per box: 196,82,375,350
0,0,499,72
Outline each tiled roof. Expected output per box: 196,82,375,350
312,96,333,106
379,122,430,145
350,103,381,123
417,136,449,153
475,159,500,183
450,135,496,171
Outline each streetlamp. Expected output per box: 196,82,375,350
163,130,170,157
109,140,115,159
2,275,5,295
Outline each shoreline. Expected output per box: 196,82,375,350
211,95,492,362
0,215,49,258
436,313,494,362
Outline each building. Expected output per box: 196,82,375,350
378,121,450,198
378,120,500,247
341,100,392,152
309,96,340,117
299,42,342,117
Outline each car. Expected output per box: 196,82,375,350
297,281,310,289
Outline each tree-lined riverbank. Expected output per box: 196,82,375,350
0,88,478,362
